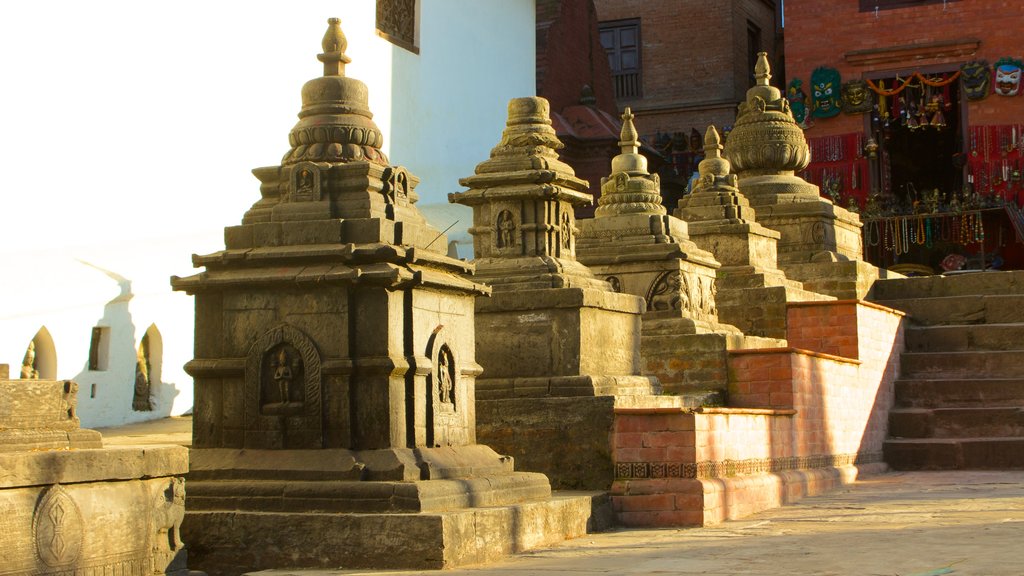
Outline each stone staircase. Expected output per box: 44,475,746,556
871,271,1024,470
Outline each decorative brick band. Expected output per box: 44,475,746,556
615,452,883,480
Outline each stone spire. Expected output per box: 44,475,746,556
594,108,665,217
280,18,386,166
724,52,810,177
677,125,753,223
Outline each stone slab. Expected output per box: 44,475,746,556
0,445,188,489
187,492,608,576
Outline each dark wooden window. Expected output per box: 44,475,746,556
376,0,419,54
600,19,642,100
859,0,960,11
88,326,108,371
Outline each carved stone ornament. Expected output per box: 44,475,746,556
647,271,685,312
382,165,412,207
291,162,322,202
427,326,457,413
152,477,186,553
244,324,323,444
724,53,811,176
495,209,517,249
33,484,84,568
561,211,573,250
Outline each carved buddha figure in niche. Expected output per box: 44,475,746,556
262,345,304,414
496,209,516,248
437,345,455,406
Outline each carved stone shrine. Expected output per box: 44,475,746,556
0,371,195,575
451,97,658,489
725,53,888,298
576,110,751,400
171,20,600,575
676,126,831,339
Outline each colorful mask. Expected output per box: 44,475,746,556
810,67,842,118
787,78,808,125
961,61,991,100
840,79,873,114
994,58,1023,96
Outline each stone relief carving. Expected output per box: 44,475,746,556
21,340,39,379
33,484,84,568
152,477,186,555
376,0,417,52
382,165,412,207
606,276,621,293
436,345,455,407
244,324,323,445
290,162,322,202
647,271,716,319
495,209,516,249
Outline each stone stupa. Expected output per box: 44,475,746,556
172,20,598,575
451,97,658,489
725,53,887,298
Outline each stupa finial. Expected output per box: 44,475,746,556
697,125,732,183
318,17,352,76
754,52,771,87
611,107,648,175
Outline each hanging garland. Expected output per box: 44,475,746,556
865,70,961,96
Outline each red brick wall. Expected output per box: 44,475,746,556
593,0,780,138
785,0,1024,137
537,0,618,117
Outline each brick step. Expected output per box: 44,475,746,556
870,270,1024,300
901,350,1024,378
884,437,1024,470
874,294,1024,326
895,378,1024,408
905,323,1024,352
889,407,1024,438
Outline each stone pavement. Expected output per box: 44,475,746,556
99,419,1024,575
250,470,1024,576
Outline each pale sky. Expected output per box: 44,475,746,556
0,2,380,269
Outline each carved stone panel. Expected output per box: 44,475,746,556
244,324,323,448
494,208,519,253
33,484,84,568
646,271,717,321
426,325,465,447
290,162,322,202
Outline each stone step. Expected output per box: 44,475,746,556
901,350,1024,379
895,378,1024,408
884,437,1024,470
905,323,1024,352
889,407,1024,438
871,270,1024,300
874,294,1024,326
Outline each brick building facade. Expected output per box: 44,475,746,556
785,0,1024,271
593,0,782,139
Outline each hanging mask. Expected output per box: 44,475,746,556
994,58,1023,96
787,78,808,125
841,79,873,114
961,60,991,100
810,67,842,118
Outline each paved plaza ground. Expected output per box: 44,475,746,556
100,418,1024,576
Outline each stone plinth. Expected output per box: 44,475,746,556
171,21,595,574
0,379,194,576
451,97,657,489
723,52,867,288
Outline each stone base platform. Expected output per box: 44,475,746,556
189,491,609,575
184,445,610,575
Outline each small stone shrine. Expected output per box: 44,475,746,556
0,367,194,575
451,97,657,489
575,111,751,400
725,53,884,298
171,20,598,575
677,126,831,339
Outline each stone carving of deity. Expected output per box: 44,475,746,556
437,346,455,405
271,347,301,407
560,212,572,249
496,209,516,248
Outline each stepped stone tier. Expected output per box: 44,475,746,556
676,126,831,339
725,53,888,298
451,97,658,488
171,20,601,575
871,271,1024,470
577,111,763,400
0,373,195,575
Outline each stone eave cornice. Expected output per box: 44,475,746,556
459,168,589,192
451,182,593,207
171,244,488,295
